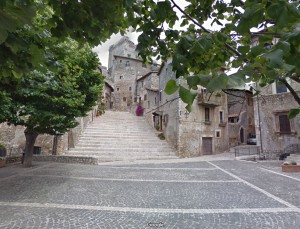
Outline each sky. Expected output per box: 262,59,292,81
92,30,139,67
92,0,225,67
92,0,190,67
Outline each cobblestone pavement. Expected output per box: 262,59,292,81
0,156,300,228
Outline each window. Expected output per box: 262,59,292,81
134,97,137,102
155,97,157,104
159,92,162,101
123,97,126,102
274,111,295,134
148,101,150,108
279,114,291,133
117,88,119,91
141,81,144,88
125,61,130,66
205,107,210,122
144,94,147,101
219,111,224,122
120,60,122,63
276,82,287,94
216,131,221,138
129,87,132,91
120,75,123,79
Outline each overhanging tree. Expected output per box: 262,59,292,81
128,0,300,112
4,39,103,167
0,1,127,166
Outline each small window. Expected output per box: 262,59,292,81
120,60,122,63
123,97,126,102
219,111,223,122
159,92,162,101
205,107,210,122
144,94,147,101
148,101,150,108
120,75,123,79
126,61,130,66
141,81,144,87
216,131,221,138
134,97,137,102
129,87,132,91
117,88,119,91
276,82,287,94
155,97,157,104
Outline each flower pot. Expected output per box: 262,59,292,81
282,164,300,173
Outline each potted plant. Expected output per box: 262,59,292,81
0,157,6,168
282,161,300,173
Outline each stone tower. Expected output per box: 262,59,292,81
107,36,155,111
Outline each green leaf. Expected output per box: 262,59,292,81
227,73,245,88
206,74,229,92
265,49,283,68
164,79,178,95
187,76,200,89
179,86,197,108
288,108,300,119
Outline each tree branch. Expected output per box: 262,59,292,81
278,78,300,105
170,0,241,57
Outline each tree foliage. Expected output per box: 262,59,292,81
128,0,300,111
0,1,124,166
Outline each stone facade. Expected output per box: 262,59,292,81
144,60,229,158
107,37,156,111
227,89,255,147
136,71,159,125
254,82,300,157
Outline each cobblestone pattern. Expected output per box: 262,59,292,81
212,160,300,208
23,167,235,182
0,174,284,209
0,206,299,229
1,160,300,228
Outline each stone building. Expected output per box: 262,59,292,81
227,89,255,147
148,60,229,157
254,81,300,157
107,37,155,111
135,71,159,125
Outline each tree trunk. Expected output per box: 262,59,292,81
23,129,38,167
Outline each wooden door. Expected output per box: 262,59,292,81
202,137,213,155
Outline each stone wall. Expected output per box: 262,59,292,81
254,92,300,155
0,107,97,157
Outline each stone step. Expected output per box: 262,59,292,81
64,111,177,163
68,148,173,153
66,151,174,156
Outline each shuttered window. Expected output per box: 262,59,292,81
279,114,291,133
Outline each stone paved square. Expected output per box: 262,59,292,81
0,158,300,228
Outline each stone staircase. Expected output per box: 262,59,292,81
64,111,178,163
